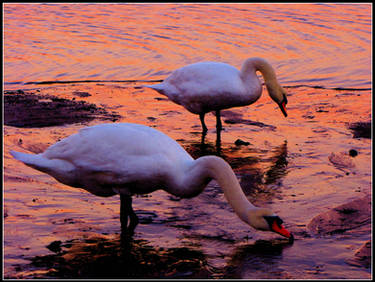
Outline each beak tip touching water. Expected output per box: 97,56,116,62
271,221,294,243
288,233,294,244
279,101,288,117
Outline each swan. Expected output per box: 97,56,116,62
143,57,288,133
10,123,293,240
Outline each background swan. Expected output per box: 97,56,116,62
144,57,288,133
10,123,293,240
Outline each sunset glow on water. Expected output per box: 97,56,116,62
3,3,372,279
4,3,372,88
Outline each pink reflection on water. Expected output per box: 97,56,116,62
3,3,372,88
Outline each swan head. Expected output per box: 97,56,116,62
246,208,293,241
266,82,288,117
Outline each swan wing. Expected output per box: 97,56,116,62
44,123,192,171
15,123,192,195
159,62,256,113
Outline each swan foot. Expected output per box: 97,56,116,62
120,194,139,236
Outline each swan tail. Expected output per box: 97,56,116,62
10,150,75,175
142,83,166,95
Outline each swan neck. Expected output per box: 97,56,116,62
242,57,278,84
202,156,256,223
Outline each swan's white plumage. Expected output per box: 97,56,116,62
12,123,192,197
144,57,288,124
146,61,262,114
147,61,262,114
10,122,292,238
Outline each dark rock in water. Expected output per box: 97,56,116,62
4,90,121,128
349,149,358,157
234,139,250,146
348,121,371,139
46,240,62,253
307,195,370,236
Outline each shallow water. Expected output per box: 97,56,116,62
3,84,372,279
4,3,372,88
3,2,372,280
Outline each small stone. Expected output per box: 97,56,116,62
46,240,62,253
234,139,250,146
349,149,358,157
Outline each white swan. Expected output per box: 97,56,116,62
10,123,293,240
144,57,288,133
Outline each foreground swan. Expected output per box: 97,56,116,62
144,57,288,133
10,123,292,240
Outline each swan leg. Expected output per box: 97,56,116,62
199,113,208,133
120,194,138,234
215,110,222,132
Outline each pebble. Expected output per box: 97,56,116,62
234,139,250,146
349,149,358,157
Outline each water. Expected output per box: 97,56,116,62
3,3,372,89
3,3,372,279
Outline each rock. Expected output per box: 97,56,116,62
349,149,358,157
348,121,371,139
46,240,62,253
234,139,250,146
307,195,371,236
328,152,355,169
346,240,371,268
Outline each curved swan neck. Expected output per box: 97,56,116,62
241,57,278,84
199,156,257,223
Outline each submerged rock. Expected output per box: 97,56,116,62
234,139,250,146
346,240,371,268
328,152,355,170
307,195,370,236
348,121,371,139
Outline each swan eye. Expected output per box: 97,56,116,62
263,215,283,229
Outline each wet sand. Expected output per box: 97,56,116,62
3,83,372,279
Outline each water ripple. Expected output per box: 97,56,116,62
3,3,371,89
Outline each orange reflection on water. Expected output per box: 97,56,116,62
3,3,372,279
4,3,371,88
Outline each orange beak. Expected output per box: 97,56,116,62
279,101,288,117
271,221,294,242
